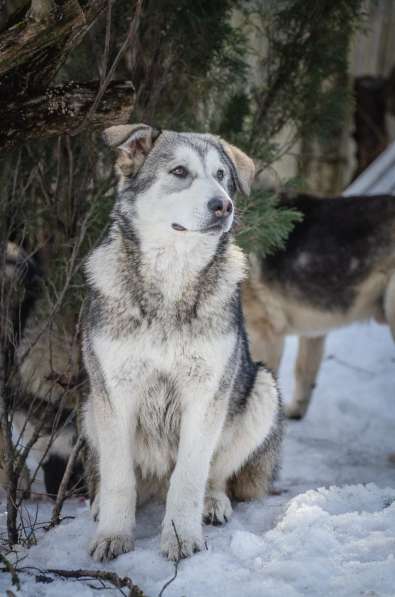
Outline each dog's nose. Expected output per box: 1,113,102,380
207,197,233,218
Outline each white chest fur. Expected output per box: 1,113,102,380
92,326,235,477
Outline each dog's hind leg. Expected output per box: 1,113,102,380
384,273,395,341
285,335,325,420
247,321,284,375
206,365,282,516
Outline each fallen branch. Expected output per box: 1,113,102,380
0,0,110,95
0,0,85,93
0,80,135,150
11,566,148,596
48,568,147,595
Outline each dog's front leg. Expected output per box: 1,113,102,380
89,394,137,562
161,395,226,560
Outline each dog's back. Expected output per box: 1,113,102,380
246,194,395,341
262,194,395,312
243,193,395,419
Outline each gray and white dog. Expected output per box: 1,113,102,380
82,124,282,562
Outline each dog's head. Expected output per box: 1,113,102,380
103,124,255,240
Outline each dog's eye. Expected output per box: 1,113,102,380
171,166,188,178
216,169,225,181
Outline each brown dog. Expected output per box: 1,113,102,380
243,193,395,419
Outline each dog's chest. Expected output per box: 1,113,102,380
93,327,229,477
95,326,216,391
135,372,180,477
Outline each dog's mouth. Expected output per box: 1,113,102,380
172,223,188,231
172,222,224,233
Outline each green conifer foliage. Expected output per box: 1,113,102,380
2,0,365,296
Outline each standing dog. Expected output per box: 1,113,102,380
82,124,282,561
243,193,395,419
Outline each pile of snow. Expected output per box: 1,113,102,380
2,483,394,596
1,321,394,596
230,484,395,597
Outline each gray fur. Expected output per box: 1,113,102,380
82,126,282,561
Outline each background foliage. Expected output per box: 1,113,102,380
2,0,365,302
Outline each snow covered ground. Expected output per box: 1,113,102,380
1,321,395,596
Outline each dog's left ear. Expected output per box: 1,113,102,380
103,124,161,177
220,141,255,196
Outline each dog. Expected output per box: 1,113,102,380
0,242,85,498
0,241,39,495
243,192,395,419
82,124,282,562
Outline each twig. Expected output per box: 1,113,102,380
16,566,148,596
158,520,181,597
101,0,112,85
72,0,143,136
326,355,375,376
49,434,85,528
0,347,20,545
0,553,20,591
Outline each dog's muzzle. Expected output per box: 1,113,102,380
172,196,234,233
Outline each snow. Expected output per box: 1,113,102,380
1,321,395,596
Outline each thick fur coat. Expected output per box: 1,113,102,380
82,125,282,561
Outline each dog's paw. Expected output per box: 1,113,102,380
203,492,232,526
160,525,205,560
89,533,134,562
285,402,305,420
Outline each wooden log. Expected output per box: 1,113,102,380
0,0,107,95
0,80,135,149
0,0,84,77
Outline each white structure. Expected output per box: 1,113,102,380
343,140,395,196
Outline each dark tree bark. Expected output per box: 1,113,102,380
0,0,136,150
0,80,135,149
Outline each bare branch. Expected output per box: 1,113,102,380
72,0,142,135
49,435,85,528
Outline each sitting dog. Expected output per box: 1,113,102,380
82,124,282,561
243,192,395,419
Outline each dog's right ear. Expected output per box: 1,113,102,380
103,124,161,177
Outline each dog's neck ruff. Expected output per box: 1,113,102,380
86,220,247,318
